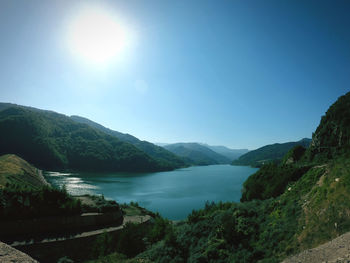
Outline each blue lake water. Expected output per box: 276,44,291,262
44,165,258,220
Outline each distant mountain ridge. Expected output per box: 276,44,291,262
70,115,187,169
200,144,249,161
232,138,312,167
163,142,231,165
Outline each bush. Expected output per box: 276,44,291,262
0,185,82,220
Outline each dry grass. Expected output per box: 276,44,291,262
0,154,48,190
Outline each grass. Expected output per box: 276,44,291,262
0,154,47,190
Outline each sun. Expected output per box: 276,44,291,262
67,7,130,65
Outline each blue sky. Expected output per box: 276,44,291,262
0,0,349,150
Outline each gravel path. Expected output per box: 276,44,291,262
282,232,350,263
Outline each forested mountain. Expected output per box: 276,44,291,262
120,93,350,263
70,115,186,169
0,105,172,172
201,144,249,161
232,138,311,167
163,143,231,165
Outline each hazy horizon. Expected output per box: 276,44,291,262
1,0,349,149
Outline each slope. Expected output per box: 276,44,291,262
232,138,311,167
124,92,350,263
0,154,49,190
163,143,231,165
70,115,186,170
0,106,166,172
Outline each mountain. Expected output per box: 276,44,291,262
163,142,231,165
232,138,312,167
132,92,350,263
201,144,249,161
70,115,186,169
0,105,170,172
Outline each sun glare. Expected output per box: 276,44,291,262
67,7,130,65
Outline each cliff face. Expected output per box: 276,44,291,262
309,92,350,161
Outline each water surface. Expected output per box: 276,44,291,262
45,165,257,220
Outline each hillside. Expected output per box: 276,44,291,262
200,144,249,161
0,106,168,172
0,154,49,190
232,138,311,167
89,92,350,263
163,142,231,165
70,115,186,169
308,92,350,162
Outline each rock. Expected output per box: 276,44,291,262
0,241,38,263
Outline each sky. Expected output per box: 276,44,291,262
0,0,349,150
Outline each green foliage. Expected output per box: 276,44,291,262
308,92,350,161
142,199,301,263
91,231,114,258
87,215,172,260
232,138,311,167
116,222,148,257
282,145,307,164
71,115,187,170
109,92,350,262
241,163,311,201
0,106,173,172
0,185,82,220
79,195,120,213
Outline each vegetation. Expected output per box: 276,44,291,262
77,194,121,213
232,138,311,167
1,93,350,262
164,143,231,165
85,92,350,262
71,115,187,170
0,154,48,190
241,162,311,202
85,212,173,262
0,105,176,172
0,185,82,220
0,154,82,220
308,92,350,162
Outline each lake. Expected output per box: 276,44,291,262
44,165,258,220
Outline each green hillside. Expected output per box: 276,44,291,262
232,138,311,167
70,115,187,170
89,92,350,263
308,92,350,162
0,154,48,190
0,106,168,172
163,143,231,165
